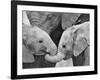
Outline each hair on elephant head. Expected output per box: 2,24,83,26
45,21,90,64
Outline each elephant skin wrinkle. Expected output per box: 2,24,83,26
27,11,61,34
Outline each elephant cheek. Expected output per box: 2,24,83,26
27,44,36,52
58,46,73,60
64,51,73,60
35,46,47,55
58,46,68,55
32,43,42,53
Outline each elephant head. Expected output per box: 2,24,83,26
22,11,58,63
45,21,90,63
23,23,57,56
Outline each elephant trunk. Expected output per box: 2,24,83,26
46,48,57,56
46,39,57,56
45,51,65,63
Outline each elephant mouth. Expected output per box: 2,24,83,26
40,50,50,55
26,44,35,53
63,51,73,60
34,51,45,55
34,49,50,56
25,44,50,55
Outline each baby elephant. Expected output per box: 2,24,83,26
22,23,57,63
22,11,57,63
45,21,90,66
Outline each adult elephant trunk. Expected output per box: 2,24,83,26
45,51,65,63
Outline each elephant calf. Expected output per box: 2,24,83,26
22,23,57,63
22,11,58,68
45,21,90,66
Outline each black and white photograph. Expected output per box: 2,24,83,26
22,11,90,68
11,1,97,79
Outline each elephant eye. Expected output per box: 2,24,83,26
62,44,66,48
38,40,43,43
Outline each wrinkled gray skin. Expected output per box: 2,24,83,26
22,11,57,63
23,24,57,56
27,11,61,34
45,21,90,64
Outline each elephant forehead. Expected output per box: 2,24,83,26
60,29,72,42
28,26,50,39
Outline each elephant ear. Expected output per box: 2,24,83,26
22,11,32,40
22,11,31,26
22,23,32,40
72,26,88,56
62,13,81,30
22,44,35,63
